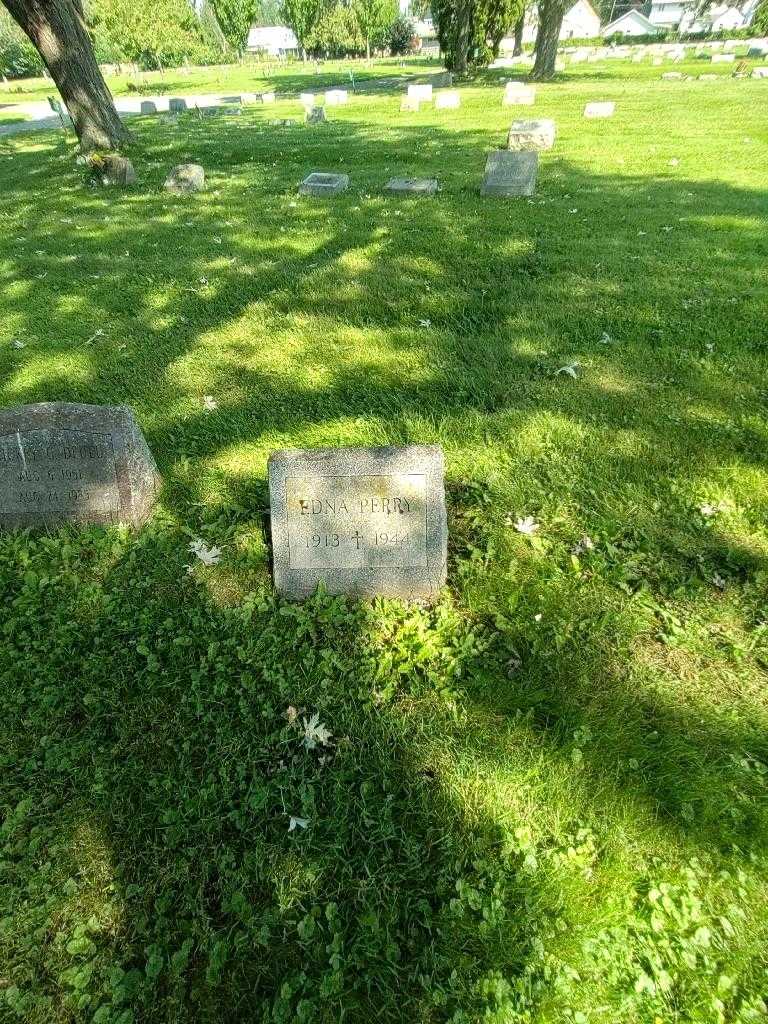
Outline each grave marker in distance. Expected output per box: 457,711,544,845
0,402,159,530
268,445,447,600
385,177,439,196
584,101,615,117
299,172,350,196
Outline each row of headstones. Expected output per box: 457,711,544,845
663,67,768,79
400,81,616,117
0,403,447,600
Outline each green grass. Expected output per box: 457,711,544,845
1,59,768,1024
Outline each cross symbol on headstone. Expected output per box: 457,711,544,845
352,530,363,550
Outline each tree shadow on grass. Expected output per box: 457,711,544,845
0,108,767,1019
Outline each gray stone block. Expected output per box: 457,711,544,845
164,163,205,193
299,172,349,196
481,150,537,197
384,177,439,196
306,106,326,124
507,118,555,151
140,101,157,114
268,445,447,600
169,98,187,113
0,402,159,530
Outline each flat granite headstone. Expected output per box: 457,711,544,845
503,82,536,105
0,402,159,530
268,445,447,600
140,100,157,114
299,172,350,196
481,150,538,197
711,53,736,63
435,91,461,109
385,177,438,196
584,101,615,117
507,118,555,151
408,83,433,102
753,67,768,78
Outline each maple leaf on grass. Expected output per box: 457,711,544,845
188,539,222,566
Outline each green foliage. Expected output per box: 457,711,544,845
387,13,416,54
86,0,225,69
432,0,524,70
0,6,44,79
279,0,321,55
753,0,768,33
306,2,363,56
351,0,398,55
211,0,260,53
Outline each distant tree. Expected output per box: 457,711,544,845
352,0,397,57
251,0,282,24
388,12,415,52
512,4,524,53
753,0,768,32
211,0,260,53
0,4,42,77
432,0,522,72
1,0,128,150
306,1,361,54
88,0,224,69
530,0,567,79
280,0,321,56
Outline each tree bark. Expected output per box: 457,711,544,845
530,0,565,80
453,0,472,74
513,11,525,55
2,0,129,150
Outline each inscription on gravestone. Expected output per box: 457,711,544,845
268,446,447,600
0,403,159,530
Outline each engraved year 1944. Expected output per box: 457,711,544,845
305,529,410,549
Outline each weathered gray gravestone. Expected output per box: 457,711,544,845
0,403,159,530
507,119,555,151
268,445,447,600
385,177,438,196
165,163,205,193
140,100,157,114
169,98,187,113
481,150,538,197
299,172,349,196
306,106,326,124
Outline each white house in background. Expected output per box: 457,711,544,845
603,9,660,35
521,0,601,43
648,0,692,29
246,26,298,56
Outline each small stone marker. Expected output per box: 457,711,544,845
753,67,768,78
712,53,735,63
400,96,421,112
432,71,453,87
662,71,684,80
99,154,136,186
0,402,159,530
306,106,326,124
325,89,348,105
385,177,438,196
408,83,433,102
164,163,205,193
507,118,555,151
698,73,719,80
261,91,276,103
299,92,315,107
435,91,460,109
299,172,350,196
271,118,297,126
268,445,447,600
584,101,615,118
140,100,157,114
481,150,537,197
169,98,187,113
503,81,536,105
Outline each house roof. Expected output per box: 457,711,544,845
603,9,658,32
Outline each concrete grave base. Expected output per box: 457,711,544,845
299,172,350,196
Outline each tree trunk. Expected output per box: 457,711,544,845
531,0,565,80
454,0,472,74
513,11,525,55
2,0,128,151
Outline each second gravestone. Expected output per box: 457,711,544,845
0,402,159,530
268,445,447,600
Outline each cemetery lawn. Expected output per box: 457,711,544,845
1,61,768,1024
